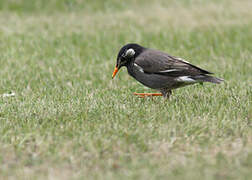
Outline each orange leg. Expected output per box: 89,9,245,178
133,92,163,98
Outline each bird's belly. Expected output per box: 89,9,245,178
128,68,181,90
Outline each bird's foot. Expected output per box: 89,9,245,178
133,92,163,98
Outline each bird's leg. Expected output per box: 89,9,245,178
162,90,172,99
133,92,163,98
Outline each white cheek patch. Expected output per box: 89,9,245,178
176,76,195,83
125,48,135,57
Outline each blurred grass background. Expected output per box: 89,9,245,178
0,0,251,179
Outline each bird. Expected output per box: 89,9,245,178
112,43,223,98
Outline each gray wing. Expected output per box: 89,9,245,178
134,49,212,77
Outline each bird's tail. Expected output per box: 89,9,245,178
193,75,224,84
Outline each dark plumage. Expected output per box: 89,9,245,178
112,43,223,98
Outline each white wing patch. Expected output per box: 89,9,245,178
134,63,144,73
176,76,196,83
177,57,190,64
159,69,181,73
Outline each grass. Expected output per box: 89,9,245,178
0,0,252,179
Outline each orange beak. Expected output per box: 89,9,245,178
112,66,119,79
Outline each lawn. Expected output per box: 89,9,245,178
0,0,251,179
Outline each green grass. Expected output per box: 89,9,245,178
0,0,252,179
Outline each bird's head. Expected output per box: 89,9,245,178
112,43,144,78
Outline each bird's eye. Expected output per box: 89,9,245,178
123,48,135,58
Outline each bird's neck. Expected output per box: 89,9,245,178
126,61,136,77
